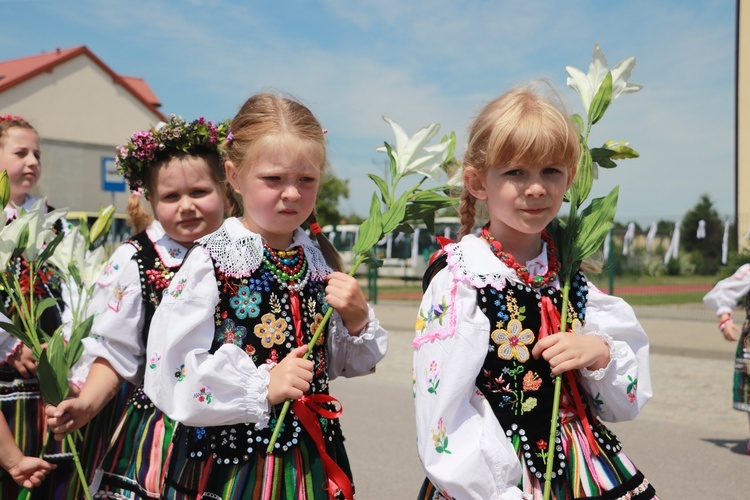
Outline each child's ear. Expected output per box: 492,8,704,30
464,167,488,201
225,160,240,192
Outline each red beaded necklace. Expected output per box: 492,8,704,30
480,224,561,288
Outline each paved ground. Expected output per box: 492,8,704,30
330,300,750,499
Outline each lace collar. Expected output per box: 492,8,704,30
197,217,332,279
445,234,559,291
146,221,188,268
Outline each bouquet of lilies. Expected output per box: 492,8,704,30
266,117,458,454
542,44,641,499
0,171,114,500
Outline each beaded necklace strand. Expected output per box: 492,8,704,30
480,224,561,288
262,244,310,291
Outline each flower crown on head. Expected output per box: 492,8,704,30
0,114,29,125
116,115,230,191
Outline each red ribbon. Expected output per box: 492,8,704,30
538,296,599,454
291,394,353,500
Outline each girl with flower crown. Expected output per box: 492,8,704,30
45,116,230,498
143,92,387,499
413,85,657,499
0,114,77,498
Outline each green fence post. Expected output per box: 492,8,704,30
367,265,378,304
608,229,615,295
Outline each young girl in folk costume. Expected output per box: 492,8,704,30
143,92,388,499
413,85,658,499
703,263,750,455
0,114,75,498
45,116,230,498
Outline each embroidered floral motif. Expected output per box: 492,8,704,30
108,283,134,312
100,262,120,279
522,370,542,391
174,364,186,381
148,354,161,369
626,375,638,403
229,286,262,319
169,247,182,258
311,313,325,345
491,319,534,362
535,439,549,465
194,386,212,404
254,313,288,348
167,278,187,298
412,369,417,399
431,417,451,454
216,318,248,347
269,292,282,314
245,344,256,357
425,360,440,395
417,296,450,334
89,333,104,341
482,363,540,415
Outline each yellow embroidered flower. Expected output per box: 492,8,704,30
570,318,583,334
491,319,535,362
311,313,325,345
254,313,288,348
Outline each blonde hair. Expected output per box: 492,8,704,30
0,116,36,149
126,150,227,234
459,82,580,239
225,92,343,271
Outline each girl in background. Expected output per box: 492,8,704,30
144,93,387,499
46,116,230,498
0,114,73,498
703,263,750,455
413,84,657,499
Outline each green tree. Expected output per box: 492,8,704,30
315,171,350,227
682,194,723,274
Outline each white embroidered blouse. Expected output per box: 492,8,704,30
413,235,653,499
702,263,750,316
71,221,188,386
143,217,388,428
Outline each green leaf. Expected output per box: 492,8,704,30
569,146,593,208
352,193,383,255
603,140,640,160
77,214,90,244
590,147,617,169
0,320,34,350
34,297,58,322
381,190,410,235
37,337,69,405
570,187,619,264
367,174,391,206
384,142,398,182
589,72,613,125
12,225,29,260
37,230,65,266
67,315,94,366
570,114,585,135
0,170,10,209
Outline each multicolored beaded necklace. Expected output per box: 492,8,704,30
480,224,561,288
261,244,309,291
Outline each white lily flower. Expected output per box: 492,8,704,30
48,227,85,279
376,117,451,180
566,44,642,115
20,198,68,261
80,246,106,291
0,211,34,269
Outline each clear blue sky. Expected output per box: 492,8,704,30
2,0,738,226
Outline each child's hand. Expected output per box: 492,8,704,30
720,321,740,342
532,333,610,375
7,456,56,489
267,346,313,406
325,272,369,335
45,398,94,441
8,345,37,378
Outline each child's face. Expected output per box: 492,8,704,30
0,127,41,205
149,156,226,246
227,142,321,249
466,161,573,243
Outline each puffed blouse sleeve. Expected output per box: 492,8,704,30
413,268,525,500
76,259,146,385
703,263,750,316
326,306,388,380
143,248,271,429
577,282,652,422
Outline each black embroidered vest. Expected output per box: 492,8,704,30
475,271,621,480
184,245,342,464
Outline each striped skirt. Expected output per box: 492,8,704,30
161,425,353,500
89,385,176,499
418,417,657,500
732,319,750,412
0,367,76,499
